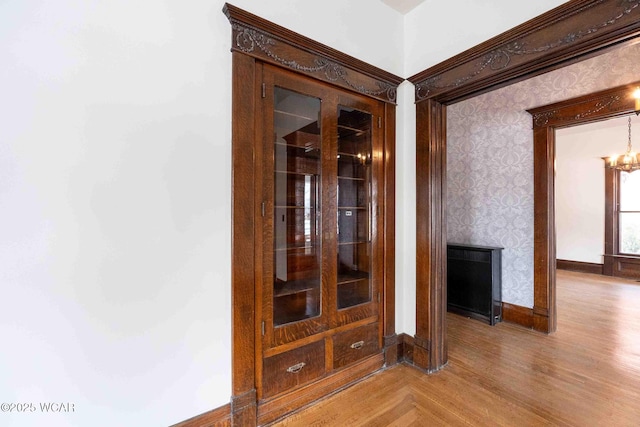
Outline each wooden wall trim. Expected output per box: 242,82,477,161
414,99,447,372
529,81,640,128
408,0,640,104
171,404,232,427
532,125,557,334
501,303,534,329
556,259,604,275
223,3,403,104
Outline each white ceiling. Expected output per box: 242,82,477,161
380,0,427,14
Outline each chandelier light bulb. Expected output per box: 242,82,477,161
634,86,640,113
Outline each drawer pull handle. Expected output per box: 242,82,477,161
350,341,365,350
286,362,306,374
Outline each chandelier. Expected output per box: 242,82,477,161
606,89,640,172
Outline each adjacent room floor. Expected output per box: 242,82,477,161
271,270,640,426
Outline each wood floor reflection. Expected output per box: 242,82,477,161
271,270,640,426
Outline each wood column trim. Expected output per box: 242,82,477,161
532,125,557,333
414,99,447,372
231,390,257,427
230,50,258,427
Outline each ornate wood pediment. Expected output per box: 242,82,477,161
409,0,640,104
528,81,640,128
223,4,403,104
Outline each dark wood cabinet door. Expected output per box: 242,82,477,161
260,65,332,347
259,64,383,347
334,93,383,328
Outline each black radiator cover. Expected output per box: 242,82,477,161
447,243,502,325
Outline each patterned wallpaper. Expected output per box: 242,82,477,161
447,42,640,308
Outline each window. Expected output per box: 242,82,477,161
604,167,640,278
619,170,640,255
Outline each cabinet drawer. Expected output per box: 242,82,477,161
262,340,325,398
332,323,380,369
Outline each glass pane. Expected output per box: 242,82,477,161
273,87,321,326
336,106,372,309
620,170,640,211
619,212,640,255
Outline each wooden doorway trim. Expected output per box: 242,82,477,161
408,0,640,371
527,81,640,332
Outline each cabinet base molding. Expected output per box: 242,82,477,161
501,302,534,329
383,333,399,366
170,404,231,427
397,333,414,364
231,389,257,426
258,353,384,426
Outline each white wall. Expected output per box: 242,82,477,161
403,0,566,76
556,117,630,264
1,1,234,426
395,81,417,335
0,1,404,426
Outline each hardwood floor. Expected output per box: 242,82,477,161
270,271,640,426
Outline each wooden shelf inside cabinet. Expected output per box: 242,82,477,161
274,244,316,252
274,170,318,177
338,175,365,181
274,278,321,297
337,270,369,285
274,308,320,327
282,129,320,148
337,270,370,310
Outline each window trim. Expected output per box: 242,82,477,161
617,170,640,256
603,166,640,278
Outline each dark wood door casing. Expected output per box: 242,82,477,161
527,82,640,331
409,0,640,373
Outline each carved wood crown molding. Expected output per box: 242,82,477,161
408,0,640,104
527,81,640,128
223,3,403,104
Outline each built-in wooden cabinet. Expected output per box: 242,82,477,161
225,4,400,425
258,64,384,399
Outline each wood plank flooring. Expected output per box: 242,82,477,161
270,271,640,426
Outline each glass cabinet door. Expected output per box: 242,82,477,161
272,87,322,326
336,106,372,309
